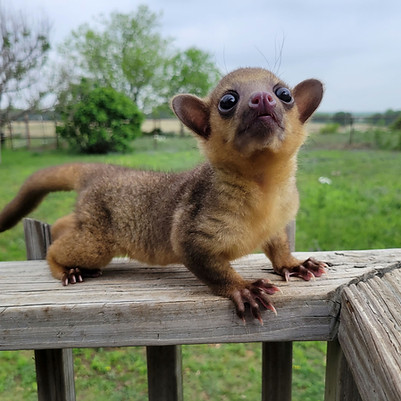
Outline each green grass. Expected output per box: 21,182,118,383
297,148,401,251
0,133,400,400
0,343,326,401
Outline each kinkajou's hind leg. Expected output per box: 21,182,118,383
47,225,113,285
51,213,76,241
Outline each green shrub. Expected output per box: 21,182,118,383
319,123,340,134
57,80,143,154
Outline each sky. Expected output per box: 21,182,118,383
7,0,401,113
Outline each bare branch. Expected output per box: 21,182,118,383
0,3,51,126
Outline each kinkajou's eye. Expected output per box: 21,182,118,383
218,92,239,114
275,87,293,104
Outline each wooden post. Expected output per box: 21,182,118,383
25,113,31,150
23,219,52,260
54,118,60,150
324,339,362,401
8,120,14,150
261,221,295,401
262,342,292,401
147,345,183,401
339,278,401,401
34,349,76,401
23,218,76,401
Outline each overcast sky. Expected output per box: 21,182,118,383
9,0,401,113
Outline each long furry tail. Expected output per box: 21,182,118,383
0,163,95,232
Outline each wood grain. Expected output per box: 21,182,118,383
339,268,401,401
1,249,400,350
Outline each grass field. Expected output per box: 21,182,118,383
0,133,400,400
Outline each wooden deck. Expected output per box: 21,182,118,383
1,219,400,401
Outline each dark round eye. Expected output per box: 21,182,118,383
275,87,293,103
218,92,239,113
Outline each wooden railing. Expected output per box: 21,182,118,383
0,218,400,401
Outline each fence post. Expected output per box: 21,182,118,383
324,339,362,401
262,341,293,401
23,218,76,401
147,345,183,401
261,221,295,401
24,113,31,150
7,120,14,150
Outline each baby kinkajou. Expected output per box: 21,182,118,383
0,67,326,322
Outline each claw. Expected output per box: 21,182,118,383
281,258,328,281
231,279,280,323
251,305,262,322
255,294,277,317
315,263,328,277
62,273,69,287
75,268,83,282
232,290,246,321
60,267,87,286
252,278,280,295
284,269,290,282
266,303,277,316
69,269,77,284
305,269,316,281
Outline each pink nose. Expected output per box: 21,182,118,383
249,92,276,113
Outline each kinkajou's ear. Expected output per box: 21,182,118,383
171,94,211,139
293,79,324,123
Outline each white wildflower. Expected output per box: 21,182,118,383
318,176,332,185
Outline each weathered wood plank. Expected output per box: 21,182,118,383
0,250,400,350
338,268,401,401
23,218,76,401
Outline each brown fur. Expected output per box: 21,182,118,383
0,68,326,321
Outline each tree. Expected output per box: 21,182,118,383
312,113,332,123
56,79,143,154
163,47,221,99
58,5,169,112
159,47,221,134
0,4,51,129
391,115,401,131
369,109,401,126
332,112,353,126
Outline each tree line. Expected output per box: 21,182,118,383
0,4,221,153
313,110,401,128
